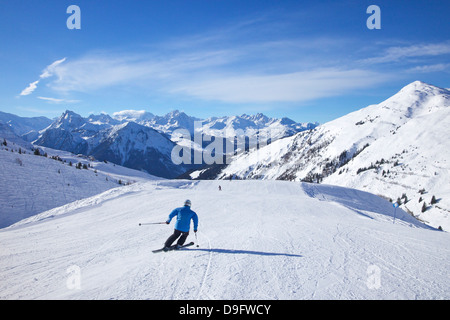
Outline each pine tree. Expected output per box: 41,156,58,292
421,202,427,213
401,193,408,203
431,195,437,205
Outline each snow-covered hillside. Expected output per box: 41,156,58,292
0,180,448,300
0,139,157,228
200,81,450,231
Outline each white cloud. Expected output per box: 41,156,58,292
37,96,80,104
19,58,67,96
49,50,239,93
47,51,389,104
407,63,450,73
19,80,40,96
171,68,389,103
362,42,450,64
33,17,393,105
39,58,66,79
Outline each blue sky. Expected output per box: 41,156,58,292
1,0,449,123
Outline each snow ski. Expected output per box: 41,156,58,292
152,242,195,253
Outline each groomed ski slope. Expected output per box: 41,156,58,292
1,180,449,299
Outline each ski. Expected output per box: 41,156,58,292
152,242,195,253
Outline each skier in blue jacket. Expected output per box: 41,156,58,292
163,199,198,251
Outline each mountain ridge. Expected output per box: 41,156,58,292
1,108,315,178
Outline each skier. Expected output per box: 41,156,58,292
163,199,198,251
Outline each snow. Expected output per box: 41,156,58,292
0,142,157,228
1,180,448,300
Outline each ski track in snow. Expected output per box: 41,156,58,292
0,180,449,300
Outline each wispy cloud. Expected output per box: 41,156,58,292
407,63,450,73
40,58,66,79
19,58,66,96
42,13,376,105
32,18,448,106
37,96,80,104
362,42,450,64
49,50,236,93
170,68,389,103
19,80,40,96
46,36,385,105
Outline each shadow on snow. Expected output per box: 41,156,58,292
183,248,302,258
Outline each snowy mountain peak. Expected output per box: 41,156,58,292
54,110,86,130
162,109,194,124
241,112,269,124
385,81,450,116
399,80,449,95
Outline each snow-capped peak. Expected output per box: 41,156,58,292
55,110,86,130
382,81,450,117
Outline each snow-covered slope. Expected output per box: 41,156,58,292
0,180,448,300
0,140,157,228
204,81,450,231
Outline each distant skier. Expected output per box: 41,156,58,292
219,185,222,191
163,199,198,251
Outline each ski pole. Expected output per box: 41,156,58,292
392,202,399,224
195,231,199,247
139,222,167,226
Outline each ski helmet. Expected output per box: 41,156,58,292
184,199,191,207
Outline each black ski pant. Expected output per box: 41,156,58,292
165,229,189,247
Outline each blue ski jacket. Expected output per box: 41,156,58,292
167,205,198,233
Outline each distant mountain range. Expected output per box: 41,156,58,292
0,109,316,178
